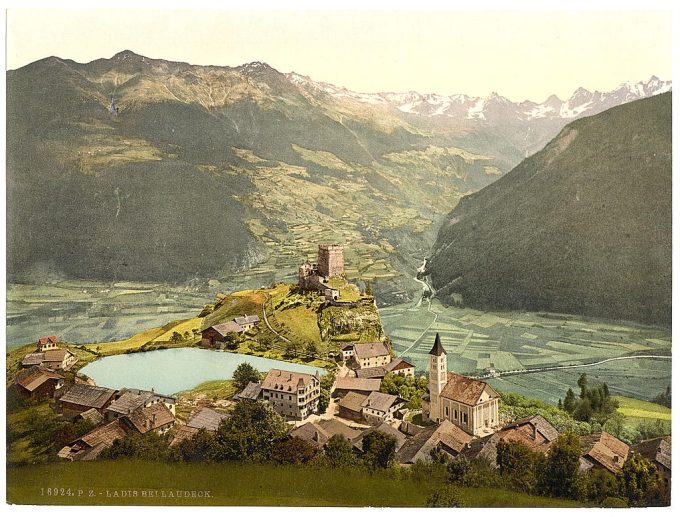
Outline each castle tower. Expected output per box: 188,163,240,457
317,244,344,279
428,333,448,422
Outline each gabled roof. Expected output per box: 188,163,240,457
15,366,63,392
440,372,499,406
77,420,128,448
338,391,369,413
354,422,407,452
355,367,387,379
397,420,473,464
290,422,329,450
361,391,402,413
429,333,446,356
43,349,74,362
79,408,104,426
186,408,228,432
434,420,474,454
353,342,390,359
125,403,175,434
22,353,46,366
60,384,116,409
234,315,260,325
334,377,381,393
106,391,153,416
208,322,243,336
170,425,200,447
38,335,58,345
503,415,559,443
384,358,415,372
580,432,630,474
234,382,262,401
630,436,671,471
317,418,362,441
262,369,318,392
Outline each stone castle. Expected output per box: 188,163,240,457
298,244,344,300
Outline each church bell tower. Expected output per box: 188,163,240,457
428,333,448,422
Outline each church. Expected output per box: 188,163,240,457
423,333,500,437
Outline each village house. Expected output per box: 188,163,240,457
353,422,408,453
341,344,355,362
22,348,78,371
78,408,105,426
631,436,672,484
201,322,244,348
290,418,363,450
355,366,388,380
384,358,416,377
338,391,369,422
104,388,176,422
233,314,260,331
333,377,382,397
59,384,117,419
397,420,474,465
37,335,59,352
361,391,405,424
58,420,128,461
234,381,262,401
171,407,228,447
423,333,500,437
579,431,630,475
350,342,392,369
122,403,176,435
13,366,64,401
261,369,321,420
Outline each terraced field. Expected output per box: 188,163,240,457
380,300,671,403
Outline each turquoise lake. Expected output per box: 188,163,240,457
79,348,325,395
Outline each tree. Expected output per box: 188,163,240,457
583,468,621,504
324,434,357,468
496,439,540,493
224,331,240,350
304,341,318,358
652,386,671,408
620,453,666,507
174,428,218,462
426,485,463,508
213,400,290,462
360,430,397,469
271,436,318,464
577,373,588,398
318,371,335,413
284,341,299,358
538,432,582,499
563,388,577,413
171,331,183,343
232,362,261,392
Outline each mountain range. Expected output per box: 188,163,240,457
6,50,671,305
427,93,671,325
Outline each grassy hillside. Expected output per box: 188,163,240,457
429,93,671,325
6,460,582,507
613,396,671,427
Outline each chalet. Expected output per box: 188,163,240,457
352,342,391,369
234,381,262,401
338,391,368,422
170,407,228,446
233,314,260,331
333,377,381,397
361,391,405,424
59,384,117,419
631,436,671,483
261,369,321,420
37,335,59,352
290,418,362,450
105,388,176,422
13,366,64,400
123,403,176,435
201,322,244,348
397,420,473,465
499,415,559,453
579,431,630,475
423,334,500,436
21,348,77,371
383,358,416,377
58,420,128,461
78,408,104,426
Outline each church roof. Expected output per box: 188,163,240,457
428,333,446,356
440,372,498,406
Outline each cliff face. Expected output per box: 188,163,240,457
428,93,672,325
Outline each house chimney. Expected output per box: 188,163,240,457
152,413,157,427
314,431,320,442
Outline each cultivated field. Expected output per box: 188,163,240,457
381,300,671,403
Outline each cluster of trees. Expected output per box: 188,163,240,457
232,362,262,392
380,373,428,410
101,399,400,471
559,374,618,424
425,432,669,507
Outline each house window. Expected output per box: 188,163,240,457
445,406,449,417
463,413,468,424
454,410,458,419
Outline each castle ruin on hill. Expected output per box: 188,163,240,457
298,244,344,300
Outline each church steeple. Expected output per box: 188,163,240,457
429,333,446,356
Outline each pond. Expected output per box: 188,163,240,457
79,347,325,395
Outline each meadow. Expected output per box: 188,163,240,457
6,460,581,507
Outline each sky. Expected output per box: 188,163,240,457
5,8,674,102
